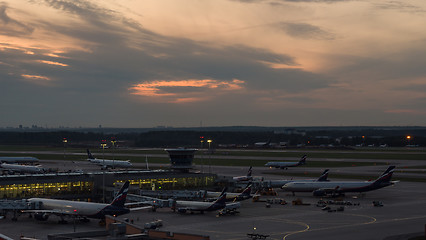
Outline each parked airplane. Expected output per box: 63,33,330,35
258,169,329,189
26,181,131,221
233,166,253,182
0,163,45,174
265,155,307,169
87,149,132,169
281,166,397,196
172,189,239,214
0,156,39,164
206,184,252,202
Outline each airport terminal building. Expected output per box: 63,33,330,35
0,170,216,200
0,148,216,200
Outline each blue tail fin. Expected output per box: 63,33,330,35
374,166,395,183
241,184,252,196
214,188,227,205
87,149,95,159
299,155,307,165
110,181,130,208
247,166,252,177
317,169,329,181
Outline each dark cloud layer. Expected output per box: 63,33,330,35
0,0,332,127
1,0,425,127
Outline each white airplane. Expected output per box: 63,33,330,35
172,189,239,214
26,181,131,221
206,184,252,202
259,169,329,189
281,166,397,196
265,154,307,169
233,166,253,182
87,149,132,169
0,156,39,164
0,163,45,174
254,139,271,147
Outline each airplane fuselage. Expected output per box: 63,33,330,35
282,181,392,193
88,158,132,168
265,162,300,168
1,163,44,174
28,198,130,218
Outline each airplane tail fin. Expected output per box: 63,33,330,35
241,184,252,196
110,181,130,208
247,166,253,177
87,149,95,159
298,155,307,165
214,188,227,205
374,166,395,183
234,184,252,202
317,169,329,181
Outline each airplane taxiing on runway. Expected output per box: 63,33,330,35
265,154,307,169
25,181,131,221
282,166,397,196
87,149,132,169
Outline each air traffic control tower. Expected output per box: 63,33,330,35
165,148,197,172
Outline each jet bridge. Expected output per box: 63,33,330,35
126,194,174,210
0,199,41,210
0,199,42,221
138,189,207,200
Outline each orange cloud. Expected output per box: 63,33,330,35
21,74,51,81
129,79,245,103
37,60,68,67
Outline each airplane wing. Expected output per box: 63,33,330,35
129,206,153,211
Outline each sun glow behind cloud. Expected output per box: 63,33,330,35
130,79,245,103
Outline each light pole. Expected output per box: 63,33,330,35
207,139,212,173
200,136,204,173
111,138,116,168
101,140,107,203
62,138,67,159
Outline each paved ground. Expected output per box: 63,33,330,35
1,154,426,240
2,181,425,240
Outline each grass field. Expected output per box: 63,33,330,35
1,145,425,160
1,145,425,182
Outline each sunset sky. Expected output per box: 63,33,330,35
1,0,426,128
